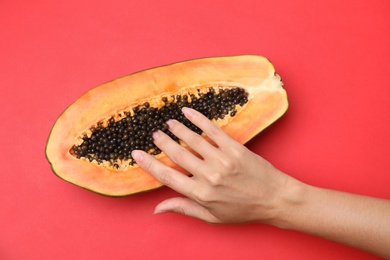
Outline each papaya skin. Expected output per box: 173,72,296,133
46,55,288,196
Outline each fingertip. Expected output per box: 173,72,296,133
154,200,171,215
153,207,166,215
153,198,183,215
181,107,194,118
152,130,160,140
131,150,144,163
165,119,176,129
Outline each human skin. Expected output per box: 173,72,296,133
132,107,390,259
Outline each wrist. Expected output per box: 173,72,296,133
268,173,309,229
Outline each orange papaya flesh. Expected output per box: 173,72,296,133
46,55,288,196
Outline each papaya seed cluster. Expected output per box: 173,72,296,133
72,87,249,169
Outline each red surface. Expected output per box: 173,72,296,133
1,0,389,259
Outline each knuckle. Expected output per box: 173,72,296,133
171,147,187,164
195,188,213,204
193,111,206,124
143,156,154,172
173,206,186,216
186,185,198,199
159,168,173,186
231,143,247,158
187,132,204,145
154,133,168,147
207,172,224,186
192,185,216,206
205,123,222,139
220,158,237,173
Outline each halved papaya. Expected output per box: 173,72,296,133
46,55,288,196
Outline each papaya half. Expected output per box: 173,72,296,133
46,55,288,196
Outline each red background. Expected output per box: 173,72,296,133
1,0,389,259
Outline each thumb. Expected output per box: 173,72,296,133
154,197,221,224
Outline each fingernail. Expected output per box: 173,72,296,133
152,130,160,140
166,119,175,128
182,107,193,118
131,150,143,162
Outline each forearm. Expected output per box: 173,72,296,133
272,178,390,258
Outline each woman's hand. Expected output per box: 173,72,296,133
132,107,390,258
131,107,295,224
